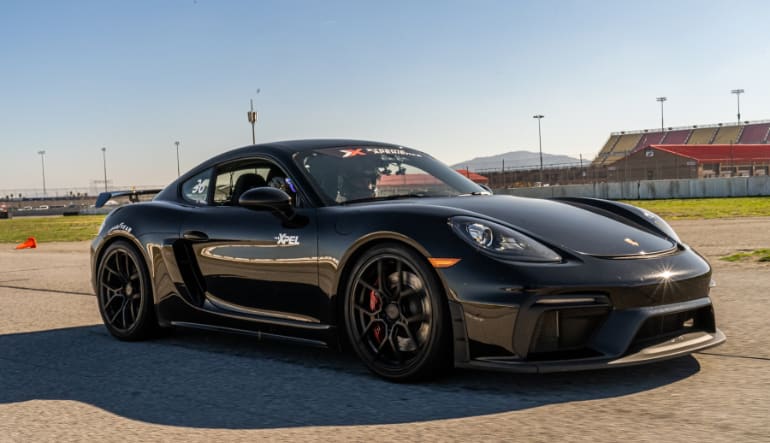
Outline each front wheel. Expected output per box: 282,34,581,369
96,240,158,341
344,243,451,381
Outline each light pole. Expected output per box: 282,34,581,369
533,114,544,184
174,141,180,177
656,97,667,131
247,88,260,144
37,150,47,196
731,89,744,123
101,147,108,192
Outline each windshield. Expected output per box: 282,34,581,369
294,145,488,205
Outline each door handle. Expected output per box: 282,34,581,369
183,230,209,241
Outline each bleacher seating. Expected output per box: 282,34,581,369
595,135,620,162
687,127,717,144
603,152,627,164
661,129,691,144
594,120,770,166
712,125,742,144
633,132,665,152
738,123,770,144
600,134,641,165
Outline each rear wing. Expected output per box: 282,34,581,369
95,189,163,208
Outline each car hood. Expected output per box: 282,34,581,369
428,195,676,257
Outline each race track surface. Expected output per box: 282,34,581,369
1,219,768,442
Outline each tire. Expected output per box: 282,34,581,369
96,240,158,341
344,243,451,381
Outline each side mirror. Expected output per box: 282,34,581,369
239,187,294,219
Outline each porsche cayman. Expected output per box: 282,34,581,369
91,139,725,381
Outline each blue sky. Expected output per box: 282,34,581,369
2,0,769,193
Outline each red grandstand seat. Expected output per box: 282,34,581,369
738,123,770,144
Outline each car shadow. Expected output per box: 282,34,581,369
0,325,701,429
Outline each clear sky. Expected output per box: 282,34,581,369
2,0,769,194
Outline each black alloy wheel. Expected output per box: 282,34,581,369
345,243,451,381
97,240,158,340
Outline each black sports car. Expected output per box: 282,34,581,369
91,139,724,381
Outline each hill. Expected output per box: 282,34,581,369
451,151,584,171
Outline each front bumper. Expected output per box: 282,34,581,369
452,297,725,373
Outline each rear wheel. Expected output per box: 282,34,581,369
96,240,158,340
344,243,451,381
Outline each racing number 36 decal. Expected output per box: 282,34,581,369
191,179,209,194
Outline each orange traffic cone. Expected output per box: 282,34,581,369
15,237,37,250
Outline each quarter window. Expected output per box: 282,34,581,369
181,169,212,204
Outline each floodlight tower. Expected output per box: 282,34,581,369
533,114,545,184
37,150,47,196
731,89,744,123
656,97,667,131
174,141,181,177
101,147,108,192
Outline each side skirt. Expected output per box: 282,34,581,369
171,321,329,348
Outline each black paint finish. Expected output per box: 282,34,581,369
91,139,724,374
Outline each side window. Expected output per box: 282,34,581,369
213,166,271,205
181,169,212,204
212,159,300,207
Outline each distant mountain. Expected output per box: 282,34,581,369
451,150,586,172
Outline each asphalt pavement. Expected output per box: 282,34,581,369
0,219,768,442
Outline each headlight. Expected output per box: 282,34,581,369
449,216,561,262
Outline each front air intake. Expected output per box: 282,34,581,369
632,306,715,348
528,306,609,359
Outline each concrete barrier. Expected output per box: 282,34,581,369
496,176,770,200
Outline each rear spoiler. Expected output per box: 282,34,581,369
95,189,163,208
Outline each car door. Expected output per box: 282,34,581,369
180,159,323,324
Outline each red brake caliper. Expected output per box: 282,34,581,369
369,289,384,344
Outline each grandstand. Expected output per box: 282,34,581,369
687,127,717,144
596,133,641,165
593,119,770,166
632,132,666,152
712,125,743,144
661,129,690,144
739,122,770,143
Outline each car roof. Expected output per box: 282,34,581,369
197,139,407,169
229,138,402,155
155,139,409,204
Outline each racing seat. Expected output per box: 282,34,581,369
230,173,266,205
266,169,287,190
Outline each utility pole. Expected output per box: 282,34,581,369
247,88,260,144
579,153,584,184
